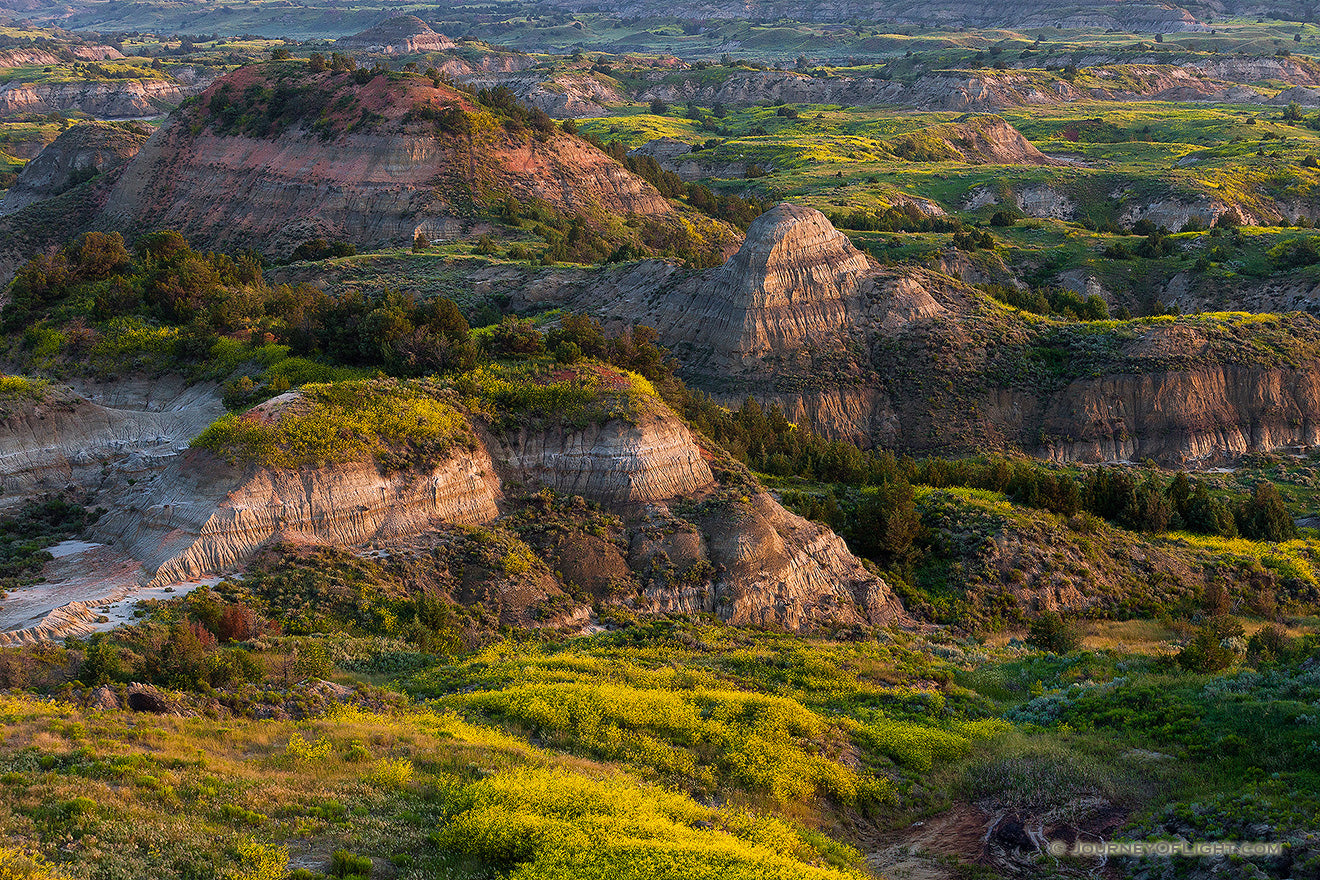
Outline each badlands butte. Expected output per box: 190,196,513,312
1,55,1320,643
6,9,1320,880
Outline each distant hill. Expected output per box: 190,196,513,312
336,15,456,55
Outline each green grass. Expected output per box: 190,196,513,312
191,379,473,469
452,360,657,430
0,693,864,880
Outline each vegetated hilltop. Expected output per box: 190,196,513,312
522,203,1320,465
88,371,902,634
0,121,148,217
100,61,741,263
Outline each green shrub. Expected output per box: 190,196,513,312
1026,612,1082,654
330,850,371,878
1177,620,1240,672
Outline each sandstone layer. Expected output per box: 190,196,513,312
0,79,190,119
2,382,899,634
337,15,455,55
0,378,224,504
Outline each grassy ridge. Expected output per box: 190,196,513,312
191,379,472,469
191,361,662,468
0,693,865,880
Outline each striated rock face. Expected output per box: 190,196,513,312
586,204,872,378
633,66,1244,114
100,67,709,260
620,491,905,629
6,380,899,634
337,15,455,55
0,122,148,216
695,492,904,628
0,46,122,68
1117,197,1252,231
524,203,1320,465
495,409,713,502
97,400,722,586
0,79,191,119
0,379,224,504
693,204,870,368
551,0,1204,30
1025,366,1320,465
98,451,503,585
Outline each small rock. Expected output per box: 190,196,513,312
89,685,119,711
309,680,354,702
126,682,171,714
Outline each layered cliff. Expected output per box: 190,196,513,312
550,0,1205,29
0,78,189,119
529,203,1320,466
42,374,903,634
0,377,224,504
0,122,148,216
628,58,1309,113
99,64,726,260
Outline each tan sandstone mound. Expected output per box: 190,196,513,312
0,377,224,504
622,204,872,375
337,15,456,55
70,377,900,633
518,204,1320,465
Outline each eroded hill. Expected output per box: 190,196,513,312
99,62,740,263
513,204,1320,465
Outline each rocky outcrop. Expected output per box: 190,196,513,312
454,71,622,119
524,202,1320,466
0,79,190,119
621,489,904,629
0,48,60,67
0,122,148,216
90,392,713,587
98,451,503,585
337,15,455,55
0,378,224,503
591,204,872,378
550,0,1204,30
0,376,901,635
495,409,713,502
0,46,122,67
1116,196,1250,230
1026,366,1320,465
99,66,720,260
629,137,754,181
624,56,1320,114
890,116,1059,166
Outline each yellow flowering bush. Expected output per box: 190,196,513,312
364,757,413,789
0,846,55,880
435,768,863,880
446,681,884,804
192,379,471,468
